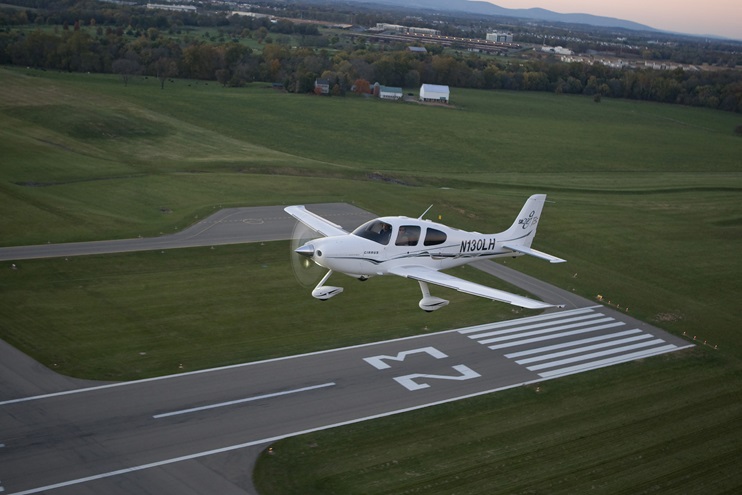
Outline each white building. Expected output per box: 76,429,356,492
486,31,513,43
379,86,403,100
419,84,449,103
541,46,573,56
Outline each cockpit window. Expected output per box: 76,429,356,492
424,228,447,246
395,225,421,246
352,220,393,245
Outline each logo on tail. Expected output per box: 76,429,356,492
518,210,539,230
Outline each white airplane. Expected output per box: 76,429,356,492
285,194,566,312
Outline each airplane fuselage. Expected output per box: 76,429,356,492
302,216,524,279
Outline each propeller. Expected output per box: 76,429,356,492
290,221,324,288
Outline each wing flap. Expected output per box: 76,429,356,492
502,243,566,263
284,206,348,238
389,265,556,309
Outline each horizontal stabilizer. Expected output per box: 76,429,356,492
503,243,566,263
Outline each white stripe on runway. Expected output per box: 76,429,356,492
466,313,604,340
488,322,626,350
537,344,680,378
526,339,667,371
480,318,618,345
504,329,644,358
457,307,598,335
514,334,654,365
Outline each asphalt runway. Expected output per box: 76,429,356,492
0,204,693,495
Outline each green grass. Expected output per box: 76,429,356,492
0,66,740,493
0,244,532,380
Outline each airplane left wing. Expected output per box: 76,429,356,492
284,206,349,238
388,265,557,309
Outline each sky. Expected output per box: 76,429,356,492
487,0,741,40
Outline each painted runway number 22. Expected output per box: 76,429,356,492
363,346,480,391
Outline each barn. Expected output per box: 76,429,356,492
419,84,450,103
379,85,403,100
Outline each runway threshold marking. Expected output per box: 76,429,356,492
461,307,694,379
153,382,336,419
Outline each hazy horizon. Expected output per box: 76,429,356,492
487,0,740,40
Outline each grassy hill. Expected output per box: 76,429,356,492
0,66,740,493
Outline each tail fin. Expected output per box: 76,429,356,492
499,194,547,248
500,194,566,263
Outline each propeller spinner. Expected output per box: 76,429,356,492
290,222,323,288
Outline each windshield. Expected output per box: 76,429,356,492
352,220,393,245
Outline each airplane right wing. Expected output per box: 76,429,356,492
388,265,558,309
284,206,349,238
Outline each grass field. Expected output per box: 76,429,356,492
0,66,740,493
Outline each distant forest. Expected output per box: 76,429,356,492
1,0,740,112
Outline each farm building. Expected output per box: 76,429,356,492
379,86,403,100
419,84,449,103
314,78,330,94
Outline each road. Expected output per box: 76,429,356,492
0,204,693,495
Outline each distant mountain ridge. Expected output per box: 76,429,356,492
342,0,658,32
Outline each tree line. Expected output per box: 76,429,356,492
1,2,740,112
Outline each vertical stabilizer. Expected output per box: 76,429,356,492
499,194,548,248
499,194,566,263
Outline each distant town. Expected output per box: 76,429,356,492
1,0,740,111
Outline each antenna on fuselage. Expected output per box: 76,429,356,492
418,204,433,219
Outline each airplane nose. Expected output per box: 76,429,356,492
295,244,315,258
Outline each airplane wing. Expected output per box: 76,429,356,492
388,265,557,309
502,243,567,263
284,206,349,238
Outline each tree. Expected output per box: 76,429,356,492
181,43,224,80
404,69,420,89
154,57,177,89
215,68,229,87
112,58,140,86
353,78,370,94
